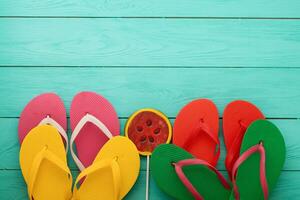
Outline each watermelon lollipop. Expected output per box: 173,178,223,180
125,108,172,200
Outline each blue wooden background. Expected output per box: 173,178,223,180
0,1,300,199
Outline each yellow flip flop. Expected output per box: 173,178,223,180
72,136,140,200
19,125,73,200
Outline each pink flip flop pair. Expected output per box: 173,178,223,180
18,91,120,170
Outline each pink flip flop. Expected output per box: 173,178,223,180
18,93,68,148
70,91,120,171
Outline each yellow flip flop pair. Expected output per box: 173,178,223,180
20,125,140,200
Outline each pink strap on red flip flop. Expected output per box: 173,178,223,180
182,121,220,166
173,158,230,200
225,121,247,177
173,99,219,166
223,100,265,177
232,143,268,200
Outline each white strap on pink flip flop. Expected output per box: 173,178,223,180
70,113,114,171
39,115,69,152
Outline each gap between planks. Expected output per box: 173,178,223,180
1,66,300,69
1,16,300,20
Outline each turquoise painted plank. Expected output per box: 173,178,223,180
1,19,300,67
0,0,300,18
0,170,297,199
0,118,299,170
0,68,299,118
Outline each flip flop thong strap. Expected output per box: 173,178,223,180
182,121,220,162
173,158,231,200
225,122,247,177
70,113,114,171
39,115,68,152
27,147,71,199
232,143,268,200
73,158,121,200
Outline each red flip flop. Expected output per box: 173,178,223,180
18,93,68,148
70,91,120,171
223,100,265,177
173,99,220,166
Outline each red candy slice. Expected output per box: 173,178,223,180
125,109,172,156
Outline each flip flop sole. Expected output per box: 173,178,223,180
19,125,72,200
18,93,67,143
229,120,286,200
151,144,231,200
173,99,219,165
75,136,140,200
70,91,120,168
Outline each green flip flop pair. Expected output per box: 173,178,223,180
151,120,286,200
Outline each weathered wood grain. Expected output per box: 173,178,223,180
0,0,300,18
0,118,298,170
1,19,300,67
0,1,299,198
0,67,299,118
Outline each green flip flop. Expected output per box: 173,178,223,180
229,120,286,200
151,144,231,200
